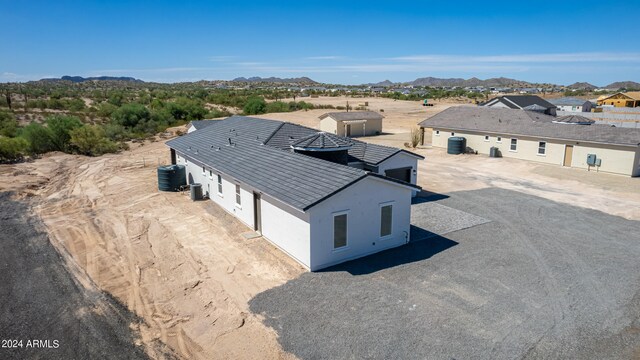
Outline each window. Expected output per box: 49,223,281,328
484,135,490,142
209,170,213,179
435,130,440,136
217,174,223,195
510,138,518,151
451,132,455,136
235,184,241,206
333,213,348,249
202,165,205,175
538,141,546,155
380,204,393,238
496,136,502,143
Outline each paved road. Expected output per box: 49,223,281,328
0,192,152,360
250,188,640,360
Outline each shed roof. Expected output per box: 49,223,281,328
167,116,418,211
319,111,384,121
419,106,640,147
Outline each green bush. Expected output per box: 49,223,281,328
111,103,150,128
0,137,29,162
0,110,18,137
243,96,267,115
70,125,119,156
265,101,290,113
20,123,54,154
46,115,83,152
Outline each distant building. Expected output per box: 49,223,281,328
481,95,557,116
548,97,594,113
596,92,640,108
419,106,640,177
319,111,384,137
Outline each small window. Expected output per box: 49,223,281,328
333,213,348,249
484,135,490,142
435,130,440,136
380,204,393,238
235,184,241,206
217,174,223,194
209,170,213,179
202,165,206,175
496,136,502,143
538,141,546,155
510,138,518,151
451,132,455,136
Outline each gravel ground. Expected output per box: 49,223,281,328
0,192,160,360
250,188,640,360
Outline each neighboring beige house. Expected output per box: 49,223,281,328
319,111,384,137
419,106,640,177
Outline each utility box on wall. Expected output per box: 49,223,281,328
587,154,597,166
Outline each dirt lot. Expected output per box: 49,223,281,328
0,138,302,359
250,188,640,360
1,96,639,359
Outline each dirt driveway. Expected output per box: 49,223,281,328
250,188,640,360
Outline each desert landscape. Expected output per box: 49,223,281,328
2,96,639,359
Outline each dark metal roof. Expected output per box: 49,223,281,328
483,95,555,110
167,116,418,211
419,106,640,147
548,97,591,106
290,132,353,150
188,120,218,130
319,111,384,121
261,121,420,164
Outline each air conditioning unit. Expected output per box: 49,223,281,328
586,154,597,166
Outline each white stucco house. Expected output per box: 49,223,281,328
319,111,384,137
166,116,423,271
548,97,594,113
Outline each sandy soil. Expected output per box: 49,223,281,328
0,136,302,359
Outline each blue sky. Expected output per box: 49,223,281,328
1,0,639,85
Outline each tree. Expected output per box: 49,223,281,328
0,110,18,137
46,115,83,152
111,103,150,128
70,125,118,156
243,96,267,115
20,123,54,154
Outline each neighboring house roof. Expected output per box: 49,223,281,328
418,106,640,147
598,92,640,101
482,95,556,110
188,120,218,130
553,115,595,125
290,132,353,151
548,97,590,106
319,111,384,121
167,116,419,212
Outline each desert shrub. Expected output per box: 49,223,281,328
97,102,119,118
70,125,119,156
111,103,150,128
0,110,18,137
102,123,130,141
208,108,232,118
409,127,422,148
265,101,290,113
20,123,54,154
46,115,83,152
243,96,267,115
0,136,29,162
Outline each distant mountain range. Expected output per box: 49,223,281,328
35,75,639,90
231,76,318,84
41,75,144,83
